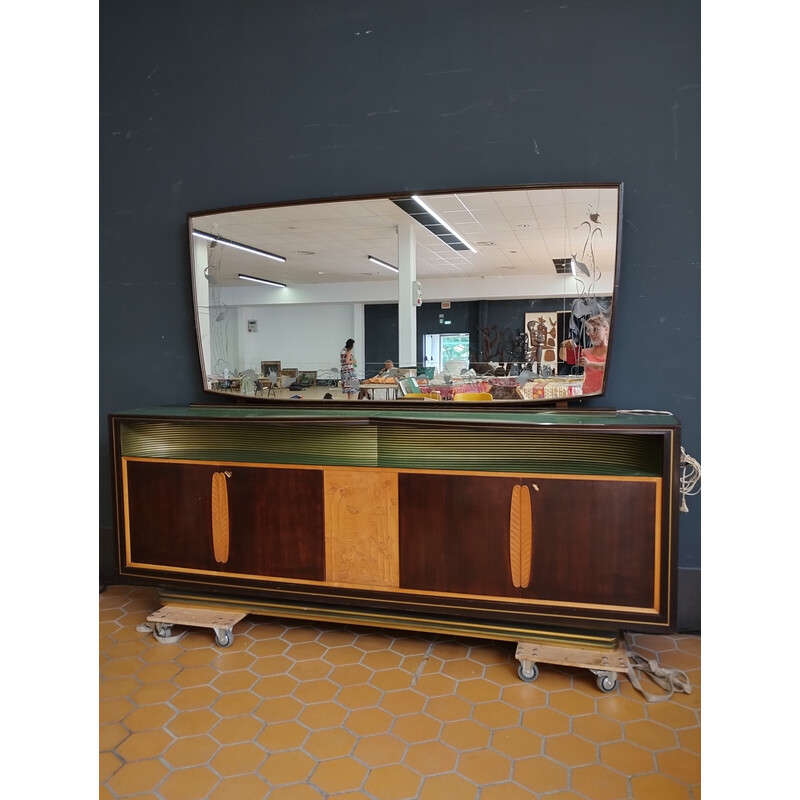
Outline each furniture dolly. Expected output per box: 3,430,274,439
515,633,631,693
144,604,246,647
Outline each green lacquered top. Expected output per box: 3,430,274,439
112,405,679,428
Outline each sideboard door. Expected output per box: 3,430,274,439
398,471,661,613
123,459,325,581
519,476,659,609
398,472,520,597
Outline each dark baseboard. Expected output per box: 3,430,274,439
676,566,700,633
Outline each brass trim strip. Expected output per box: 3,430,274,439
123,559,657,616
157,590,622,649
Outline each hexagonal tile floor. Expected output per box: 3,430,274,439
100,585,700,799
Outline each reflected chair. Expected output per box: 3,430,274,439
240,369,259,395
265,370,279,397
453,392,493,402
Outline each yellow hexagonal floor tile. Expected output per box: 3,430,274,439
303,727,357,760
353,732,408,767
259,748,316,784
363,763,422,799
311,756,368,794
210,741,267,776
100,587,700,800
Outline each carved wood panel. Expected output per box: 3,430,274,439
324,469,399,587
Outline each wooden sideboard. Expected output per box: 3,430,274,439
109,406,680,640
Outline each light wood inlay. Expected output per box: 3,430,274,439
519,484,532,589
509,484,532,588
325,469,399,587
211,472,230,564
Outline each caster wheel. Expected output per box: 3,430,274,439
518,663,539,682
597,674,617,693
215,631,232,648
155,622,173,639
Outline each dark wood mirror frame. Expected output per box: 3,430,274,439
189,183,622,408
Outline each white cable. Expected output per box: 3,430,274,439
614,411,701,512
679,446,701,513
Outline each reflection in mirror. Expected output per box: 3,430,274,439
189,184,621,404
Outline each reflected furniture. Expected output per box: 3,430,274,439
358,383,399,400
261,360,281,377
257,371,279,398
290,371,317,390
399,392,442,401
110,406,680,638
453,392,493,402
212,379,241,392
521,377,585,400
277,368,298,390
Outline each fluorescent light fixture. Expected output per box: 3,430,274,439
238,273,286,288
411,195,477,253
368,255,399,273
193,230,286,263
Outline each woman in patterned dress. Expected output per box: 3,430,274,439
340,338,358,399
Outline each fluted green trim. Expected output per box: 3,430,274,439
119,416,666,476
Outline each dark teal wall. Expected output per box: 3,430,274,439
100,0,700,580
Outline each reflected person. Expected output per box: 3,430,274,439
578,314,609,394
375,359,395,377
340,338,358,400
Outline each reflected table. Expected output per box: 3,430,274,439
358,383,399,400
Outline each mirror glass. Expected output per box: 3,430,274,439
188,183,621,404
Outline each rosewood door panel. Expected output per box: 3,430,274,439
124,460,326,580
224,466,325,580
398,473,520,597
125,460,219,570
522,477,658,608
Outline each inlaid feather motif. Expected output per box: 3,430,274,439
519,485,532,588
211,471,230,564
508,484,532,588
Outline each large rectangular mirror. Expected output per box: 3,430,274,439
189,183,621,405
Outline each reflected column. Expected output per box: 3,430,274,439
397,223,417,369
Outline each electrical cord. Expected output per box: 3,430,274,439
616,411,701,513
679,446,701,513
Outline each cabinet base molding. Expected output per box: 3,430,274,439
157,588,621,650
